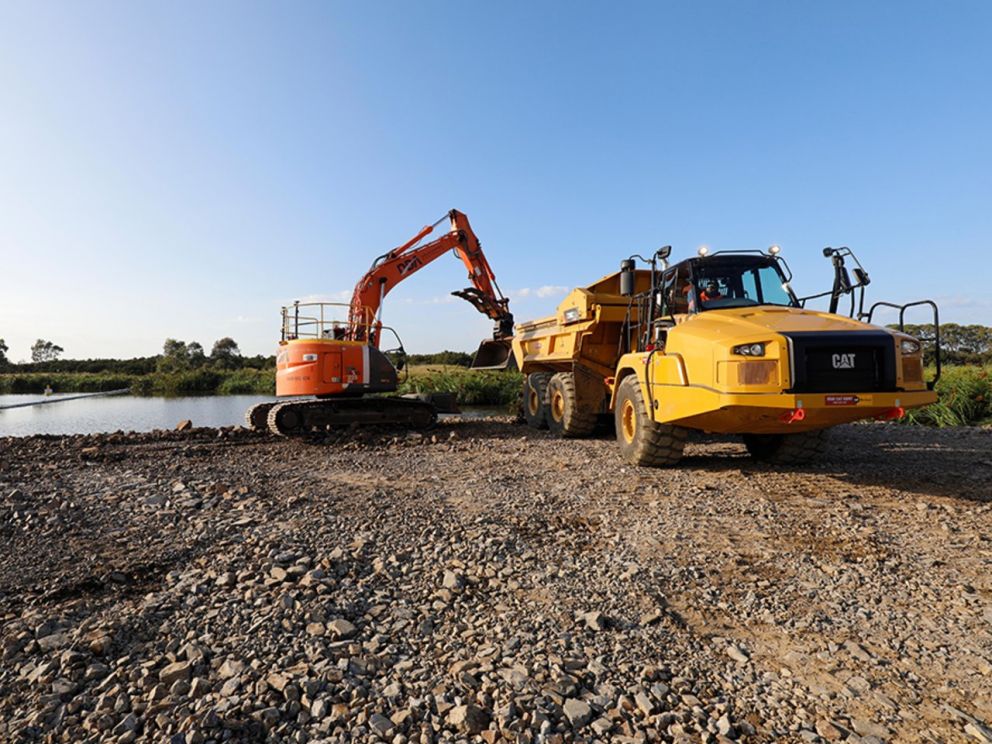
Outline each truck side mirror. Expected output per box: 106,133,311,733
620,259,635,296
852,267,870,287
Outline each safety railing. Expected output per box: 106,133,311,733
281,302,375,342
865,299,941,390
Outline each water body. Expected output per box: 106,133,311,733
0,394,505,437
0,394,275,437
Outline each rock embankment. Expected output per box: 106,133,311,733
1,420,990,743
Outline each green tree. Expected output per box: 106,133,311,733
31,339,64,363
187,341,206,368
158,338,190,373
210,337,242,369
0,338,8,366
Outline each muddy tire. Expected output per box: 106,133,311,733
614,376,686,467
523,373,552,429
547,372,598,438
743,429,830,464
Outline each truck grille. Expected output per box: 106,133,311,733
783,331,897,394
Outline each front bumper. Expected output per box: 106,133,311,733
656,387,937,434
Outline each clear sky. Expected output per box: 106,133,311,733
1,1,990,361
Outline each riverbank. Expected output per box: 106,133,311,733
0,367,524,405
1,421,990,742
2,365,988,426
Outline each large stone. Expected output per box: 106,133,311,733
368,712,394,737
218,659,244,679
159,661,192,685
851,718,891,739
448,704,491,734
726,645,749,664
327,618,357,639
563,698,593,728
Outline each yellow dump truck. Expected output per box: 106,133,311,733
512,246,940,466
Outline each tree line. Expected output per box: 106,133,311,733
0,337,275,374
894,324,992,365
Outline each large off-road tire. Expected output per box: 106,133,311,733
743,429,830,465
614,375,686,467
523,372,552,429
546,372,598,438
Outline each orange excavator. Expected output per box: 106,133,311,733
245,209,514,435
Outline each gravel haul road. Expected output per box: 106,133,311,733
1,419,990,743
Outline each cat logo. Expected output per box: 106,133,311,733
832,353,856,369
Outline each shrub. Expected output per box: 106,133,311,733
398,368,522,406
904,365,991,427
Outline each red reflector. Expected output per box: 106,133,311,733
779,408,806,424
875,406,905,421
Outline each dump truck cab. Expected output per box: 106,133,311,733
513,245,939,466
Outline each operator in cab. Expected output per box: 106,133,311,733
699,280,724,302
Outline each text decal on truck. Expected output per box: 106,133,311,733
832,353,856,369
825,395,861,406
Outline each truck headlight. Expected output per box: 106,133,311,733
900,339,921,355
733,343,766,357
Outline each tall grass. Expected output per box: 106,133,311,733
398,367,522,406
0,372,135,394
904,365,991,427
0,369,275,396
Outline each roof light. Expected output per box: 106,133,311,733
768,245,781,255
697,246,709,257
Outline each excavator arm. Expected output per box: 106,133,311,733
348,209,513,345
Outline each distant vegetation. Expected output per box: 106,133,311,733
404,350,474,367
904,365,992,427
0,337,277,396
1,332,988,424
0,339,519,401
399,366,522,406
893,323,992,365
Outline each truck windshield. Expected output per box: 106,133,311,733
692,257,796,310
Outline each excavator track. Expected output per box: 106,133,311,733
244,402,278,432
266,397,437,437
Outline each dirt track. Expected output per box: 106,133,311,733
1,420,990,743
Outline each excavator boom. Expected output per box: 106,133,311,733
348,209,512,344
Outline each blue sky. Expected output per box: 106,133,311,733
1,1,989,360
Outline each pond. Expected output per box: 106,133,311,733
0,394,506,437
0,393,275,437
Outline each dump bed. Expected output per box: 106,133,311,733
511,269,651,378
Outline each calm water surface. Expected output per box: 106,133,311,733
0,394,504,437
0,394,275,437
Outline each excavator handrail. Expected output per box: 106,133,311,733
281,301,378,342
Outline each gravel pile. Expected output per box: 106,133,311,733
1,419,990,743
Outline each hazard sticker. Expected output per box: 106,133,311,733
825,395,860,406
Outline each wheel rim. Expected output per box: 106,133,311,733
551,390,565,422
528,388,540,416
621,399,637,443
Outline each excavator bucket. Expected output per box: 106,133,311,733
470,338,515,370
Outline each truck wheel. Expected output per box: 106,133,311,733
743,430,830,464
523,372,552,429
547,372,598,438
614,376,686,467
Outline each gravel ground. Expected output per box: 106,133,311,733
1,419,990,743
